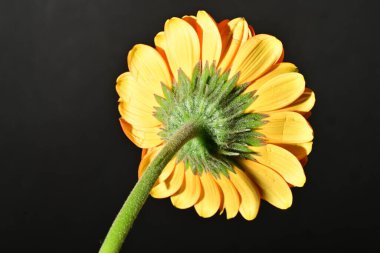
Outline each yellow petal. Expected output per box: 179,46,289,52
116,72,161,127
240,159,293,209
119,119,162,148
276,142,313,160
247,72,305,112
164,17,200,80
151,162,185,199
121,46,171,129
196,10,222,66
229,167,260,220
194,172,221,218
171,169,202,209
127,44,172,93
118,101,160,128
230,34,283,84
154,31,169,65
215,174,240,219
218,18,250,73
245,62,299,91
154,31,166,50
278,88,316,112
116,72,160,110
258,111,313,144
251,144,306,187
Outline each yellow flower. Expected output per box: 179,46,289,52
116,10,315,220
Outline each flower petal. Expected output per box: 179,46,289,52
251,144,306,187
247,72,305,112
196,10,222,66
240,159,292,209
218,18,250,73
120,46,171,130
116,72,161,128
215,174,240,219
276,142,313,160
127,44,172,93
194,172,221,218
118,100,160,128
229,34,283,84
278,88,316,113
245,62,299,92
154,31,166,51
258,111,314,144
229,167,260,220
171,169,202,209
119,119,162,148
164,17,200,80
154,31,170,68
150,161,185,199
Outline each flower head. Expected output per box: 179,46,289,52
116,11,315,220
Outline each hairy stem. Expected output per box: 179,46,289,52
99,121,199,253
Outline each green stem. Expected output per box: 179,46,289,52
99,121,199,253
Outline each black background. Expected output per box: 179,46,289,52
1,0,380,252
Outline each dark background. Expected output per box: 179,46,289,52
1,0,380,252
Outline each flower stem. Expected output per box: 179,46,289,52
99,121,199,253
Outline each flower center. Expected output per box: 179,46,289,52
154,63,267,178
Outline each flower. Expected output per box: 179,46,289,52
116,10,315,220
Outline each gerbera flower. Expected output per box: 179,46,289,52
116,10,315,221
101,10,316,253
